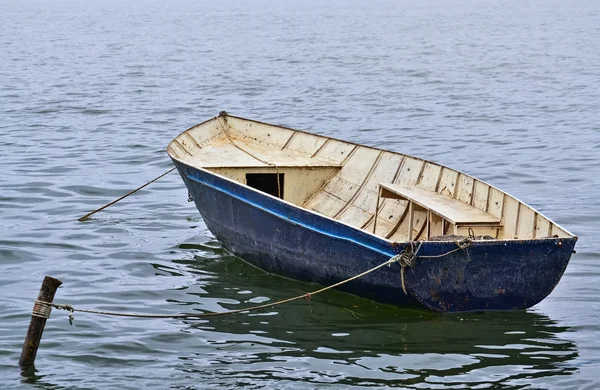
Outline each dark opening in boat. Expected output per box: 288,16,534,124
246,173,284,199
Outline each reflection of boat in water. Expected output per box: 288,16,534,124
170,251,578,388
169,113,577,312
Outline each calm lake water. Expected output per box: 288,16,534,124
1,0,599,388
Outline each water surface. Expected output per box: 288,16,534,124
1,0,599,388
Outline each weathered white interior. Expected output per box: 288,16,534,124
168,114,574,241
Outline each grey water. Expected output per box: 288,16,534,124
1,0,599,388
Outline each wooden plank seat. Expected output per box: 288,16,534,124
377,182,502,240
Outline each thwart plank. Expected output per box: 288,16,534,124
379,182,501,226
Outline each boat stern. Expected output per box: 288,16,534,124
402,237,577,312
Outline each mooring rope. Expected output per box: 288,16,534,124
34,239,472,323
417,238,472,259
38,254,405,323
77,167,176,221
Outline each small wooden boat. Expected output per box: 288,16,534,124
168,112,577,312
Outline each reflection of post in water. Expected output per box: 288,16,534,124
166,252,579,387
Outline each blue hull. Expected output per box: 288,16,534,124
174,161,577,312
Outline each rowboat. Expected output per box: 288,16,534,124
168,112,577,312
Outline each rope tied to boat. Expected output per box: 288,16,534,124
34,238,476,322
397,241,423,295
35,255,405,324
417,237,473,259
396,237,472,294
77,167,176,222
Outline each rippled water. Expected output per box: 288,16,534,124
1,0,599,388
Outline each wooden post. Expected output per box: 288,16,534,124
19,276,62,368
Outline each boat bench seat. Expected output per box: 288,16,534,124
378,182,501,240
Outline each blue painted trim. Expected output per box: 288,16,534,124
185,169,395,258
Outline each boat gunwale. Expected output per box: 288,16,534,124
179,161,577,254
167,113,577,241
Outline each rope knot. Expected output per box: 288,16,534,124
396,238,473,295
52,303,75,326
399,247,417,268
398,241,423,295
456,237,472,251
53,303,74,311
